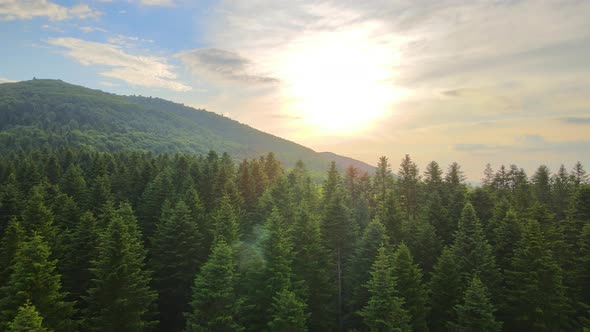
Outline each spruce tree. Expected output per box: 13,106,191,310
185,240,243,332
571,161,588,188
429,247,463,331
345,218,389,329
0,233,75,332
376,189,404,244
268,289,309,332
392,243,429,332
423,193,452,245
491,209,521,273
448,276,501,332
151,200,203,332
531,165,552,207
0,218,24,286
504,219,569,331
59,164,87,207
21,185,56,240
211,194,240,245
88,174,114,217
7,301,48,332
322,161,341,207
424,160,443,190
0,173,23,234
83,203,157,332
60,211,98,302
291,204,334,332
552,164,573,221
398,154,421,220
373,156,395,207
321,189,356,331
451,203,499,298
360,246,411,332
408,216,442,274
263,208,294,293
574,223,590,327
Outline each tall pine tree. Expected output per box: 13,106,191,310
360,246,411,332
83,203,157,332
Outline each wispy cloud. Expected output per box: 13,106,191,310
0,0,101,21
453,135,590,155
41,24,64,33
561,117,590,124
137,0,175,7
107,34,154,47
79,26,108,33
177,48,279,85
99,81,120,87
48,37,191,92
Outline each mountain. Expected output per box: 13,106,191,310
0,79,375,176
318,152,376,175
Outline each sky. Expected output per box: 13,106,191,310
1,0,590,180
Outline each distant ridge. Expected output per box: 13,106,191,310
318,152,376,175
0,79,375,176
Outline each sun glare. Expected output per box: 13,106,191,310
277,26,401,136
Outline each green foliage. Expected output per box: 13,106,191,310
0,233,75,332
151,200,203,331
185,240,244,332
448,276,501,332
7,301,49,332
21,185,56,240
360,246,411,332
59,211,98,302
83,203,157,332
451,203,499,299
397,154,421,220
268,289,309,332
291,204,334,332
211,194,241,244
262,208,295,306
392,243,430,332
429,247,463,331
504,220,569,331
0,79,371,176
346,218,389,329
0,218,24,286
0,144,588,332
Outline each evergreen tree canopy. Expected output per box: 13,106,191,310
83,203,157,332
448,276,501,332
185,240,243,332
0,233,75,332
360,246,411,332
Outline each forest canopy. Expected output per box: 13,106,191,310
0,148,589,331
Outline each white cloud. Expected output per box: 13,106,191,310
41,23,64,32
176,48,278,85
79,26,108,33
48,37,191,92
138,0,175,7
108,34,154,47
0,77,16,83
99,81,120,87
0,0,101,21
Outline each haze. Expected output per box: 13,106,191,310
1,0,589,179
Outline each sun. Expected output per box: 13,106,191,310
276,25,402,136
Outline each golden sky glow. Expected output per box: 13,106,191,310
276,25,403,135
3,0,590,179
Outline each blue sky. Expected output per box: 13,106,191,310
1,0,590,180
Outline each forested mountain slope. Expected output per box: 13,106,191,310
0,79,374,175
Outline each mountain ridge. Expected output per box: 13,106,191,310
0,79,375,175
